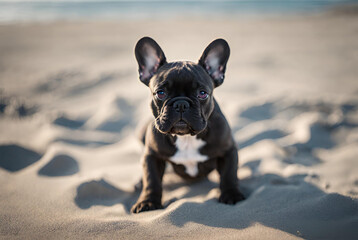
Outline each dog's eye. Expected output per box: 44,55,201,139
198,91,208,100
156,90,166,100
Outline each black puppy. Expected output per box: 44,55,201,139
131,37,245,213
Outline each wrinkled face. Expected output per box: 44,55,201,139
149,62,215,135
135,37,230,135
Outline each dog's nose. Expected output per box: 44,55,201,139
173,100,190,113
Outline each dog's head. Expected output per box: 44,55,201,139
135,37,230,135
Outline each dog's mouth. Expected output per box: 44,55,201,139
170,119,193,135
154,108,208,136
174,120,187,128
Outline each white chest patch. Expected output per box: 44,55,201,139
169,135,208,177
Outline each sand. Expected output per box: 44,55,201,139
1,13,358,239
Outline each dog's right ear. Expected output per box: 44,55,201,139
135,37,167,86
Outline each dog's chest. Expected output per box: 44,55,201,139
169,135,208,177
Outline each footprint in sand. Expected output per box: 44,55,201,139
0,94,37,118
53,116,85,129
38,154,79,177
240,102,274,121
238,129,287,149
52,115,113,147
85,96,134,133
0,144,41,172
74,179,134,210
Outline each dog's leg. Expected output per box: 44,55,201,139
131,154,166,213
217,146,245,204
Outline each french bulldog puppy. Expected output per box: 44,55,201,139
131,37,245,213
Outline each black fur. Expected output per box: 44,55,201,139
131,37,244,213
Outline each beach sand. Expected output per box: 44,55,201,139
1,13,358,239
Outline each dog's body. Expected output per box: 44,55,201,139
131,37,244,213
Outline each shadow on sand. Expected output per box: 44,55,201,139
38,154,79,177
0,144,41,172
74,179,139,213
161,175,357,239
73,170,358,239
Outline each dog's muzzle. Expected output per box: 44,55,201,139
167,97,194,135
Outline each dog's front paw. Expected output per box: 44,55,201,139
219,190,245,205
131,200,163,214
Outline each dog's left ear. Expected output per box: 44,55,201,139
199,39,230,87
135,37,167,86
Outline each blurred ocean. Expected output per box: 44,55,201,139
0,0,356,22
